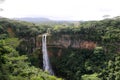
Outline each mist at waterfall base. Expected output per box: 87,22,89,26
42,34,54,75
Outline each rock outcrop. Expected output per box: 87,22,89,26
37,34,96,50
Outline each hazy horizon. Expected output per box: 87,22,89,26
0,0,120,21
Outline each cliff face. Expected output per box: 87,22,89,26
36,34,97,56
36,34,97,57
47,34,96,49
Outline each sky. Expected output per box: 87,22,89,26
0,0,120,20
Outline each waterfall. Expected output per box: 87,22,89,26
42,34,54,75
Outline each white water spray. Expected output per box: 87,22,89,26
42,34,54,75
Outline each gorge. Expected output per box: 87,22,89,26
0,17,119,80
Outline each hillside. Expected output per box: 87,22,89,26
0,18,62,80
0,17,120,80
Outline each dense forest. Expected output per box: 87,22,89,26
0,17,120,80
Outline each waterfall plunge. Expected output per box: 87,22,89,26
42,34,54,75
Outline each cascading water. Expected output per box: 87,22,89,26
42,34,54,75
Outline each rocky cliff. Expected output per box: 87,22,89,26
36,34,97,56
37,34,96,49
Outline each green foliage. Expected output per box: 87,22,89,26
0,34,8,39
81,73,101,80
0,17,120,80
4,38,20,48
0,40,62,80
51,48,103,80
28,48,43,68
99,54,120,80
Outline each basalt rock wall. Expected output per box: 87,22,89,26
36,34,97,56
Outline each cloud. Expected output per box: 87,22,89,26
0,0,120,20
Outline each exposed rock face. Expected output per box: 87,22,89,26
36,34,97,57
36,34,96,50
7,27,15,37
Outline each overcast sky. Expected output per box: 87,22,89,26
0,0,120,20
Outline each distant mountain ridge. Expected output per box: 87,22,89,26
14,17,51,23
